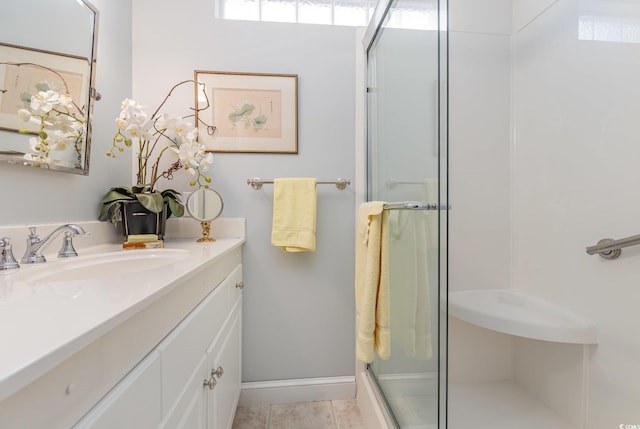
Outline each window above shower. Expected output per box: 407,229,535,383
215,0,438,29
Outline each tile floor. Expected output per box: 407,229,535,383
232,399,366,429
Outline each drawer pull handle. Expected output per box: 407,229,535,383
203,375,217,390
236,281,244,289
213,366,224,378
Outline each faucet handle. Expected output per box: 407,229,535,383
58,231,79,258
27,227,39,243
1,237,20,271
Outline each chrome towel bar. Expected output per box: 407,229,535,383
383,202,449,211
247,177,351,190
586,233,640,259
387,179,428,188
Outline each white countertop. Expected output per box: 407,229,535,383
0,219,244,402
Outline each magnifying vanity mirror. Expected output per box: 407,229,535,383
0,0,99,175
186,189,224,243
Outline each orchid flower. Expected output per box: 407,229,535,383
107,80,214,192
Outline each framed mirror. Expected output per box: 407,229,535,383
0,0,99,175
186,189,224,243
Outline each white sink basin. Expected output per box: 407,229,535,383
449,288,598,344
22,248,190,283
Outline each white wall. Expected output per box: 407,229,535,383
513,0,640,426
0,0,131,226
132,1,357,383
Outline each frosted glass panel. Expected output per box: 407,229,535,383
299,0,332,24
387,0,438,30
622,22,640,43
335,0,369,27
218,0,434,27
223,0,260,20
594,19,622,42
262,0,296,23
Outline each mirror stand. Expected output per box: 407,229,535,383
197,221,216,243
186,189,224,244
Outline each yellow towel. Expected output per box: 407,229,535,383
388,210,433,360
271,178,318,252
355,201,390,363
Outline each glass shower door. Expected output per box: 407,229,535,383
364,0,447,428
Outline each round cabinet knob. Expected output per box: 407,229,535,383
213,366,224,378
203,375,217,390
235,281,244,289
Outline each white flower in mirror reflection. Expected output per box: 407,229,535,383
18,83,85,169
30,90,61,114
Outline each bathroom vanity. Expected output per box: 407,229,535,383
0,220,245,429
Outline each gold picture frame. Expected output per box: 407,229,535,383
195,70,298,154
0,42,90,134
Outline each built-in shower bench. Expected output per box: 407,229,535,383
449,288,597,345
448,288,597,429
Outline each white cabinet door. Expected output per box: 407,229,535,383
158,275,229,414
160,355,208,429
206,298,242,429
73,351,161,429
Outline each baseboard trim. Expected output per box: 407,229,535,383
238,376,356,406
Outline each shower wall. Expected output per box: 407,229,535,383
513,0,640,426
448,0,513,383
451,0,640,427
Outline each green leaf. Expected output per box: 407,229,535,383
166,196,184,218
100,187,135,203
135,192,165,213
98,200,121,221
161,188,182,201
161,189,184,218
35,82,50,91
132,185,150,194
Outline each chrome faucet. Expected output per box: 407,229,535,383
21,224,90,264
0,237,20,270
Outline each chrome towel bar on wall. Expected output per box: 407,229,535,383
247,177,351,190
586,233,640,259
383,202,450,211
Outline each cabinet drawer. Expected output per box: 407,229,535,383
0,337,108,429
159,265,239,415
73,351,161,429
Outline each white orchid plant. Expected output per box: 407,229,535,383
99,80,216,224
18,82,85,169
